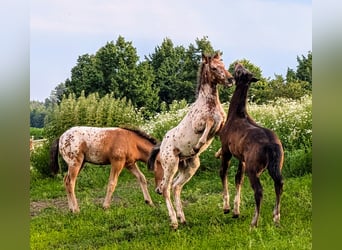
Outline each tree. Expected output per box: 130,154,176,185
48,82,67,104
146,36,217,106
62,36,158,116
65,54,105,97
30,101,47,128
222,59,266,103
286,51,312,90
295,51,312,87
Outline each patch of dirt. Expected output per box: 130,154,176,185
30,196,125,217
30,198,69,217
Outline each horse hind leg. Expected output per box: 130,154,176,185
172,156,201,225
268,166,284,225
248,171,263,227
64,161,83,213
160,152,179,229
127,163,154,206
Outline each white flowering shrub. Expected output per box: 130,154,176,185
142,99,188,140
240,95,312,151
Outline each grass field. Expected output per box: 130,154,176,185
30,164,312,249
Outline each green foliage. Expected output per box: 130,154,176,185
30,142,51,178
30,127,44,139
247,95,312,151
44,92,144,142
63,36,159,116
283,148,312,178
46,36,311,115
142,99,188,140
30,100,48,128
295,51,312,85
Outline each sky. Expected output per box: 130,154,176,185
30,0,312,101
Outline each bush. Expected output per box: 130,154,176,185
243,95,312,151
30,142,52,178
44,92,145,142
142,99,188,140
282,147,312,177
30,127,45,139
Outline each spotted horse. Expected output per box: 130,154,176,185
148,52,234,229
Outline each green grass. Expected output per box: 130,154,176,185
30,165,311,249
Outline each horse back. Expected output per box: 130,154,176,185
222,118,282,161
59,126,129,165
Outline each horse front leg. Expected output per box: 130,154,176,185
219,151,232,214
233,161,245,218
103,161,124,209
126,163,154,206
191,118,214,154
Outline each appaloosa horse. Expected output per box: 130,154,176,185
50,126,159,212
217,63,284,227
148,52,234,229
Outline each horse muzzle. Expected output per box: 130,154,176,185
225,77,235,87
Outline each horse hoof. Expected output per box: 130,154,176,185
232,214,239,218
171,222,179,230
145,200,154,206
180,219,187,225
223,209,230,214
103,204,110,210
250,222,258,228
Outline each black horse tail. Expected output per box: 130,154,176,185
50,138,60,175
265,143,284,184
147,144,160,171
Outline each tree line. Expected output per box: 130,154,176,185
31,35,312,128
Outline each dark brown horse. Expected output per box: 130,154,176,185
50,126,159,212
217,63,284,227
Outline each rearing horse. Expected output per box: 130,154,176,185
148,53,234,229
217,63,284,227
50,126,159,212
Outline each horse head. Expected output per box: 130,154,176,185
233,63,259,86
202,52,234,87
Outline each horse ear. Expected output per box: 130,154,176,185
202,53,208,63
251,76,259,83
213,52,221,59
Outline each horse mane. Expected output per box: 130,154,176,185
195,53,213,97
120,125,159,145
195,61,206,97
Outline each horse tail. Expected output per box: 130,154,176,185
147,144,160,171
50,138,60,175
265,143,284,183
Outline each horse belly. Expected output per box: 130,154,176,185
162,128,203,158
84,146,110,164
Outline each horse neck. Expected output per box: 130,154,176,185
227,83,249,120
136,140,154,163
197,67,220,105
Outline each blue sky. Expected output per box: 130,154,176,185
30,0,311,101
